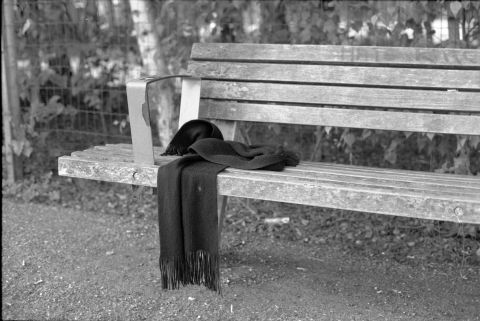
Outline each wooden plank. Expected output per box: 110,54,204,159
58,157,158,186
301,162,480,183
58,154,480,224
218,172,480,224
200,101,480,135
60,152,480,202
200,81,480,112
68,148,480,195
71,149,176,165
291,164,480,187
263,169,480,194
77,144,480,187
218,170,480,202
64,144,480,197
191,43,480,67
188,61,480,90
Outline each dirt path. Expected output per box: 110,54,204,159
2,199,479,321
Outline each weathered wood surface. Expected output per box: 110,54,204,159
82,144,478,180
78,144,480,186
199,101,480,135
189,61,480,90
191,43,480,67
200,81,480,112
58,144,480,224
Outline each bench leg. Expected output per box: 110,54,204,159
217,195,228,247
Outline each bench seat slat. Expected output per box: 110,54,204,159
191,43,480,67
78,145,480,187
218,173,480,223
293,164,480,185
188,61,480,90
58,144,480,224
68,150,480,195
80,145,480,187
61,154,480,202
199,101,480,135
201,81,480,113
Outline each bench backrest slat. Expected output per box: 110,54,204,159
191,43,480,67
189,61,480,90
200,81,479,112
199,101,480,135
184,43,480,135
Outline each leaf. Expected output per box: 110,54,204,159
456,136,467,153
48,190,61,201
299,27,312,42
22,141,33,158
361,129,372,139
468,136,480,149
438,139,451,157
453,152,470,175
384,138,402,164
268,124,281,135
11,140,25,156
386,6,397,15
417,136,428,153
404,131,413,139
449,1,462,18
22,19,32,35
323,19,336,34
342,133,356,148
434,162,449,173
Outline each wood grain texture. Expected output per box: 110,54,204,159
217,173,480,224
191,43,480,67
70,145,480,189
199,101,480,135
200,81,480,112
188,61,480,90
58,144,480,224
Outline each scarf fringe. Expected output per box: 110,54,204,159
160,250,220,293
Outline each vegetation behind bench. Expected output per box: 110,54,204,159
59,43,480,224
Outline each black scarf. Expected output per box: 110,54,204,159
157,127,299,292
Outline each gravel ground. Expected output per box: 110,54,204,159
2,199,480,321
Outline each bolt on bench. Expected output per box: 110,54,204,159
58,43,480,224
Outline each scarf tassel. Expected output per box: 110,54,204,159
160,250,220,293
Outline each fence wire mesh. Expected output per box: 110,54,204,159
8,0,479,151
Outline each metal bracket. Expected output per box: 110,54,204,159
126,75,200,165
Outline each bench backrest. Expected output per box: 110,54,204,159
179,43,480,140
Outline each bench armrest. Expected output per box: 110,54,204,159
126,75,200,165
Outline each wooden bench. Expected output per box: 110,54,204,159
58,43,480,225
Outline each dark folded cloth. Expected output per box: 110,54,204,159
158,155,226,292
188,138,299,170
157,125,299,292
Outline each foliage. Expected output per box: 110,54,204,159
13,0,137,158
9,0,480,176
